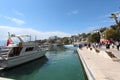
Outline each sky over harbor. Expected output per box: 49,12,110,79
0,0,120,42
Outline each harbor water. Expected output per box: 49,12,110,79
0,46,87,80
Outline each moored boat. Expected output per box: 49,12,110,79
0,33,46,70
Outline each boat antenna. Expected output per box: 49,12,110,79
30,36,31,41
8,32,10,38
35,36,37,46
35,36,36,41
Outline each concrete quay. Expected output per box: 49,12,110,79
77,47,120,80
98,46,120,59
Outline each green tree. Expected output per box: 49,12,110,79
110,12,120,32
86,33,91,37
110,25,117,30
62,37,70,45
81,33,87,38
88,33,100,43
48,39,55,44
104,28,120,41
99,27,107,33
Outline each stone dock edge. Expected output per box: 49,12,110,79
77,48,95,80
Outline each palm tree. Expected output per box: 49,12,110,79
110,12,120,31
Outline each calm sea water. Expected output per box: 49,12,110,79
0,47,87,80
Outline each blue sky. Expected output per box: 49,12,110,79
0,0,120,41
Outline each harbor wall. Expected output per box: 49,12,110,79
77,48,95,80
77,47,120,80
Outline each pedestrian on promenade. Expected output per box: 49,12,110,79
115,41,120,51
106,42,110,49
111,43,114,49
79,44,82,49
88,43,91,48
92,43,95,48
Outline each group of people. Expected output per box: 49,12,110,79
83,41,120,51
105,41,120,50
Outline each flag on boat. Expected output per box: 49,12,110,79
6,38,12,46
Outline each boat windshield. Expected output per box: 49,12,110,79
11,37,30,44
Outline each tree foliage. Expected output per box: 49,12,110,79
110,25,117,30
80,33,87,38
104,28,120,41
99,27,107,33
48,39,55,44
88,33,100,43
62,37,71,45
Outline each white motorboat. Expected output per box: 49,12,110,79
0,33,46,69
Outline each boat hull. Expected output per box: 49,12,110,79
3,51,46,69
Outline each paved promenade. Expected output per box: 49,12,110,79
98,46,120,59
77,47,120,80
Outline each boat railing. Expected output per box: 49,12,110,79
0,47,10,60
0,52,8,60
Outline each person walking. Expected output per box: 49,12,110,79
115,41,120,51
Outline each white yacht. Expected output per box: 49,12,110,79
0,33,46,70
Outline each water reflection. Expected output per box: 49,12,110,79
0,46,87,80
0,56,48,79
49,46,66,51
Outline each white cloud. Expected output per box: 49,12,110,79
98,15,109,19
4,16,25,25
12,9,24,16
0,26,71,41
102,20,114,23
67,9,79,16
72,10,79,14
